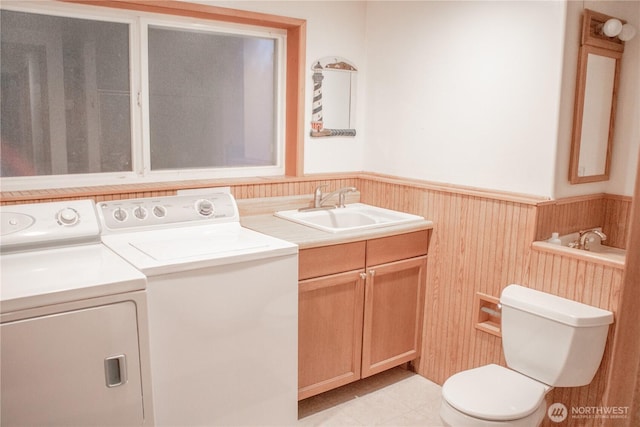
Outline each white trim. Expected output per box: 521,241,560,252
3,166,285,191
1,1,287,191
0,1,135,23
139,18,152,177
130,16,145,180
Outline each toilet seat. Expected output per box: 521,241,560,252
442,364,548,421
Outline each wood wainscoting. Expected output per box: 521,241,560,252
0,175,360,205
536,193,632,250
0,173,631,425
357,177,539,383
528,248,624,427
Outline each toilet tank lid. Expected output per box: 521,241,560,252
501,285,613,327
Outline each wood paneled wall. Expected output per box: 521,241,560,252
536,193,632,249
536,195,604,241
0,173,630,426
527,248,624,427
604,154,640,426
357,177,538,383
0,176,359,205
602,194,633,249
357,178,626,427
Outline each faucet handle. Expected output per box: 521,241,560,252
337,187,358,208
313,185,328,208
314,184,328,195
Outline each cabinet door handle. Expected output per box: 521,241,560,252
360,272,367,280
104,354,128,388
369,270,376,277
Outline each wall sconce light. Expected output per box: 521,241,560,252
601,18,637,41
619,23,637,41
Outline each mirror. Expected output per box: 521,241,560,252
569,9,625,184
570,46,621,182
310,57,357,137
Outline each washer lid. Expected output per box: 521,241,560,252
101,223,298,276
442,364,547,421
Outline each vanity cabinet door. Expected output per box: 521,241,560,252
361,256,427,379
298,270,366,400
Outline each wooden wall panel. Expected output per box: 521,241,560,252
535,195,605,241
604,156,640,426
602,194,632,249
360,177,625,426
536,193,631,250
0,177,360,205
358,178,538,385
527,249,624,427
0,173,629,425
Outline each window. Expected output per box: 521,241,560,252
0,2,289,189
146,25,277,171
1,9,132,177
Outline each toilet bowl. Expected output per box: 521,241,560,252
440,364,549,427
439,285,613,427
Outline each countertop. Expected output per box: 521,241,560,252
241,213,433,250
531,241,625,269
237,194,433,249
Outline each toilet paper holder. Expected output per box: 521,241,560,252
475,292,502,337
480,305,502,317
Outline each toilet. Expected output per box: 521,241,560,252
440,284,614,427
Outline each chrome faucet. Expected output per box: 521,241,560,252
310,186,358,209
312,185,327,208
578,228,607,251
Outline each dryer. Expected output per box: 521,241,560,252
0,200,154,426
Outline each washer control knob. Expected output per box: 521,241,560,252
196,199,215,217
113,207,128,222
57,208,79,226
153,205,167,218
133,206,148,220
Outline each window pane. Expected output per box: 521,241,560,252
148,25,276,171
0,10,131,177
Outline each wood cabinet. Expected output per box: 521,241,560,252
298,230,429,400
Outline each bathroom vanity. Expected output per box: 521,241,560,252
240,199,432,401
297,230,429,399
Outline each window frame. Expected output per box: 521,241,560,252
0,0,305,191
139,16,287,178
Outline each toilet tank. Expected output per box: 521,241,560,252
500,285,613,387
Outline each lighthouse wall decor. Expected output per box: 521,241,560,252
310,57,357,137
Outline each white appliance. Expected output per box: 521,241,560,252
98,192,298,426
0,200,154,426
440,284,613,427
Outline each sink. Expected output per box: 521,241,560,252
274,203,425,233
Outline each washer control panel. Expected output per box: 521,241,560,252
98,192,239,232
0,200,100,251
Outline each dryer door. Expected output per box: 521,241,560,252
1,301,144,426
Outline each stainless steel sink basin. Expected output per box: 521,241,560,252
274,203,425,233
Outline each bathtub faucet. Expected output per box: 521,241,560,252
578,228,607,251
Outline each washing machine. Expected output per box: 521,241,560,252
98,192,298,426
0,199,154,426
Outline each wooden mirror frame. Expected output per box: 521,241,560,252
569,9,625,184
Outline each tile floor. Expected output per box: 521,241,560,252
298,368,446,426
